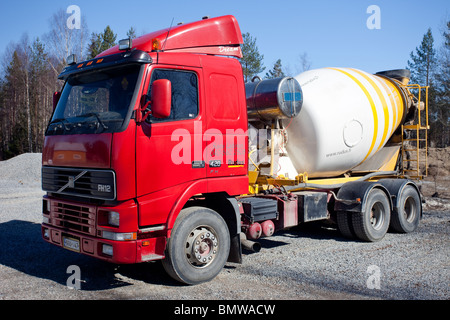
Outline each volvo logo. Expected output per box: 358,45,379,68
68,176,75,188
57,170,87,193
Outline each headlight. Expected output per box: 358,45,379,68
102,244,113,256
102,231,136,241
43,228,49,239
107,211,120,227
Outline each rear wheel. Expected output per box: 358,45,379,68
337,212,355,239
390,185,421,233
162,207,230,285
352,189,391,242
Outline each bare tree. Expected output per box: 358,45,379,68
43,8,89,76
284,52,312,77
1,33,57,158
298,52,312,73
1,36,32,154
18,35,32,152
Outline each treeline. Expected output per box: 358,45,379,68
407,25,450,147
0,11,449,160
0,36,56,159
0,9,134,160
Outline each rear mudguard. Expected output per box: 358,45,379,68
377,179,423,218
334,181,393,213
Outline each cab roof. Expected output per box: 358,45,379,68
98,15,244,58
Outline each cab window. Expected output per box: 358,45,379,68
146,69,198,122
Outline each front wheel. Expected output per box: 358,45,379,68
162,207,230,285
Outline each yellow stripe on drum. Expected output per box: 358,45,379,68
375,76,397,137
328,68,378,164
382,78,404,130
349,69,390,153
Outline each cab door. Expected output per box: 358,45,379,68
136,66,205,226
201,55,248,181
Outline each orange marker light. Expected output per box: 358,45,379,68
152,38,161,51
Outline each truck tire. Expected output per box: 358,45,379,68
352,189,391,242
337,212,355,239
390,185,421,233
162,206,230,285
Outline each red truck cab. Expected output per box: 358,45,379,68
42,15,248,284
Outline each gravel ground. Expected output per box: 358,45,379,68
0,153,449,301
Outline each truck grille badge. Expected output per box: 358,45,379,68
57,171,87,193
68,176,75,188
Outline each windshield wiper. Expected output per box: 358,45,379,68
48,118,70,133
78,113,109,131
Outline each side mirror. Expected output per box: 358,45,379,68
151,79,171,119
139,79,171,122
53,92,61,111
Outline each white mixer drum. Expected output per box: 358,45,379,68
284,67,407,178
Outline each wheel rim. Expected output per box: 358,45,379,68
185,226,219,268
403,197,416,223
370,202,385,230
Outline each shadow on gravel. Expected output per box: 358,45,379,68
278,222,353,242
0,220,180,291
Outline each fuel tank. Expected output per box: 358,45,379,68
246,77,302,121
282,67,411,178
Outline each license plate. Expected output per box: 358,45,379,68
63,237,80,252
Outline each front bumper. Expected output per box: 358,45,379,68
42,224,166,264
41,195,166,264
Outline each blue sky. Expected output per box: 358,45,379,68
0,0,449,75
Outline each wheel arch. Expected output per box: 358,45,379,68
334,181,393,214
167,187,242,264
377,179,423,218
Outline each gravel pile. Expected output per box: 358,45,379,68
0,153,448,301
0,153,45,225
0,153,42,186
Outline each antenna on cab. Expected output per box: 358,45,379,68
162,18,175,52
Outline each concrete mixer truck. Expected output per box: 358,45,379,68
41,15,429,284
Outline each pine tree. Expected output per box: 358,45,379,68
30,38,52,151
240,32,265,82
265,59,285,79
434,21,450,147
102,26,117,50
0,35,56,159
127,27,137,39
87,32,103,59
87,26,117,59
407,28,436,86
3,49,29,156
407,28,442,147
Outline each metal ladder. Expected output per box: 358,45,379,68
401,84,429,179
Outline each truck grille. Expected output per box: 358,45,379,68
42,167,116,200
52,201,96,236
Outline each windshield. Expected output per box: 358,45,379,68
46,64,141,136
